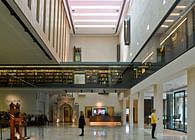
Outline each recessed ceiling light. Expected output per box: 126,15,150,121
162,0,166,5
75,25,116,28
165,19,174,22
161,25,169,28
176,5,187,9
71,0,122,2
137,42,140,45
130,52,133,56
71,6,120,10
170,13,180,16
73,19,117,23
147,24,150,30
72,13,119,16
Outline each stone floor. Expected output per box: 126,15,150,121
0,123,187,140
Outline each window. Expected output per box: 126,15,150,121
36,0,40,23
27,0,31,10
56,1,60,53
48,0,52,40
53,0,56,47
43,0,47,33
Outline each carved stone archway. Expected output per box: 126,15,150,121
53,95,75,122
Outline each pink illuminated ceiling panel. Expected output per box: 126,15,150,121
66,0,127,35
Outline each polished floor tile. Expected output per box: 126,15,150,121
0,124,187,140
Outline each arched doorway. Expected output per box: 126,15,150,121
64,104,72,123
52,94,75,123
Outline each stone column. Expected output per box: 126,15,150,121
129,93,134,126
138,91,144,129
187,68,195,140
123,97,127,125
153,84,163,136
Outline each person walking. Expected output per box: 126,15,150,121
78,111,86,136
151,109,157,139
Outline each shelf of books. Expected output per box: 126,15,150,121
85,69,98,84
98,70,109,85
110,69,122,84
0,68,122,87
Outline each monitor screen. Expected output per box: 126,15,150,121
92,107,107,116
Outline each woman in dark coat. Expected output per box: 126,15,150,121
78,111,86,136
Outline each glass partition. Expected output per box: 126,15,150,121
132,2,195,82
165,90,187,132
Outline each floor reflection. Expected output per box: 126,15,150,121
0,123,187,140
92,129,107,137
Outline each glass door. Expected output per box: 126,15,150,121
174,91,185,131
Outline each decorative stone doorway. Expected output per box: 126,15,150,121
64,105,72,123
53,95,75,123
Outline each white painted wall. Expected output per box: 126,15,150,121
0,90,49,115
119,0,176,62
68,36,119,62
74,93,122,115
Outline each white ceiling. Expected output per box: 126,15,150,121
65,0,129,35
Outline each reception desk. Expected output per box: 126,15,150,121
89,116,121,126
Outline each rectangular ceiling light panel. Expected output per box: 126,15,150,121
72,13,119,16
74,19,117,22
71,6,121,9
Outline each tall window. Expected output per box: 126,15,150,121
48,0,52,40
56,1,60,53
27,0,31,9
53,0,56,48
43,0,47,32
36,0,40,23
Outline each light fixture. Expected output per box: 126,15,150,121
147,24,150,30
170,13,180,16
71,6,120,10
161,25,169,28
130,52,133,56
74,25,116,28
71,0,122,2
160,18,187,46
142,51,154,63
72,13,119,16
165,19,174,22
176,5,187,9
73,19,117,23
162,0,166,5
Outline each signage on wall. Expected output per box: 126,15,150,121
74,73,85,84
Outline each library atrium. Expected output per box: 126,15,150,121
0,0,195,140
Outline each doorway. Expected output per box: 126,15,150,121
64,106,72,123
